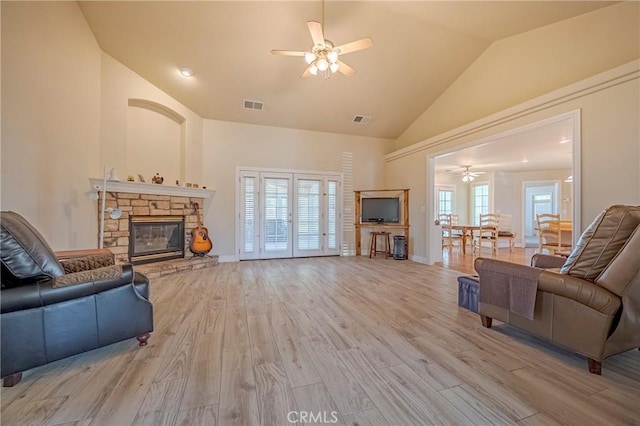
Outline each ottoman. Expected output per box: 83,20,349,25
457,275,479,313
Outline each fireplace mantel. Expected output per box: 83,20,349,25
89,178,215,198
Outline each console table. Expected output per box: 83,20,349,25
354,189,409,257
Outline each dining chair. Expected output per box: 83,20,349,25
536,213,573,254
497,213,516,252
473,213,499,255
439,213,463,251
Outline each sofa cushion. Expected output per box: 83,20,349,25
561,205,640,282
1,211,65,284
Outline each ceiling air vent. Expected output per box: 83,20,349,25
352,115,371,124
243,100,264,111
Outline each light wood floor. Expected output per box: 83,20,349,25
2,257,639,425
437,245,541,275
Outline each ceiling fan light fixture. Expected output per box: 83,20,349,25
327,51,339,63
462,174,475,183
304,52,316,64
309,64,319,75
317,58,329,71
330,62,339,73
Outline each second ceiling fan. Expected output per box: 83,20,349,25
271,3,372,78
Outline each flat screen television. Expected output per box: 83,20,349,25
361,197,400,223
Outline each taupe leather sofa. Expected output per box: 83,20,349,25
1,211,153,386
475,205,640,374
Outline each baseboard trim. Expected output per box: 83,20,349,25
218,255,239,263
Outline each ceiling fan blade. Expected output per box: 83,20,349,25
307,21,325,47
301,64,313,79
271,50,306,57
337,60,356,77
334,37,373,55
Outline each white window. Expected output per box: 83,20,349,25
436,187,455,216
471,183,490,225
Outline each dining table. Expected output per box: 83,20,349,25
451,224,481,254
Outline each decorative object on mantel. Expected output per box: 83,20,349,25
108,168,120,181
152,173,164,184
138,174,145,183
127,175,135,182
175,180,180,186
189,201,213,256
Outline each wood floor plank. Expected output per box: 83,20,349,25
45,349,137,425
303,335,374,416
218,346,259,426
270,324,322,388
341,407,389,426
89,357,162,425
253,362,299,426
175,404,218,426
131,378,186,425
337,348,443,425
292,382,344,426
224,305,250,350
2,396,67,425
248,314,282,365
2,257,639,425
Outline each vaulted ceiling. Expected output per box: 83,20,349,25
79,1,616,140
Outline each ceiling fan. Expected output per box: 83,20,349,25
455,165,486,182
271,2,373,78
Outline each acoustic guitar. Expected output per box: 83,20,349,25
189,202,213,256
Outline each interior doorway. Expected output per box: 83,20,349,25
425,110,580,265
523,181,560,247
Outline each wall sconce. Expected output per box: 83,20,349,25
86,185,100,200
106,207,122,220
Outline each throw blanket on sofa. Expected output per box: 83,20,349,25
478,259,542,320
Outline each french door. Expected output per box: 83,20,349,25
239,170,341,260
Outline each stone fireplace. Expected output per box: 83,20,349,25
129,216,185,264
91,179,214,265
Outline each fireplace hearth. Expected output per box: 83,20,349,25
129,216,185,264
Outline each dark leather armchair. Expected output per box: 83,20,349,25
1,211,153,386
475,205,640,374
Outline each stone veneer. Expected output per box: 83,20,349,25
99,192,207,264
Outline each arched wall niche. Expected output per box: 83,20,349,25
126,99,186,184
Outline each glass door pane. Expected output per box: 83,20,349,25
239,171,259,260
294,177,322,257
262,174,292,258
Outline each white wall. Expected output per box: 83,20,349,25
386,65,639,263
1,2,205,250
396,2,640,149
126,106,181,185
201,120,394,259
1,1,101,249
100,54,203,187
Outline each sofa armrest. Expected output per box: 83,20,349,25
1,264,134,314
531,254,566,269
538,270,621,315
56,249,115,274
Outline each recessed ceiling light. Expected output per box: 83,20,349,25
521,159,529,163
559,138,570,144
179,67,194,78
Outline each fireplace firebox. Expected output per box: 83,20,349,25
129,216,185,264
